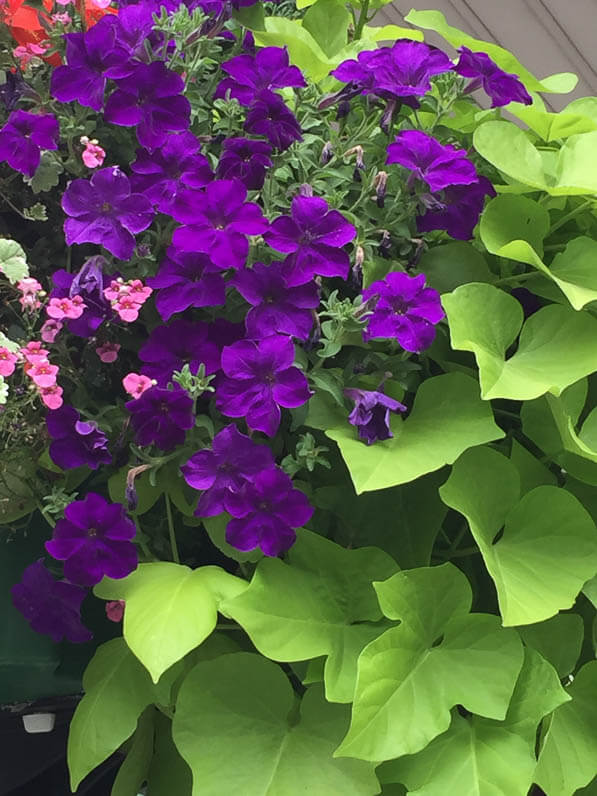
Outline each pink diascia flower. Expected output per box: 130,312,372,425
122,372,154,398
17,277,43,312
51,12,71,23
40,319,63,343
96,341,120,363
40,384,63,409
46,296,86,320
13,43,48,69
0,347,18,376
104,278,152,322
28,360,59,387
21,341,49,364
80,136,106,169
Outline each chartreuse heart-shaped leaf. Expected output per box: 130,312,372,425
94,562,247,682
535,661,597,795
172,653,379,796
378,648,569,796
443,283,597,400
68,638,155,791
222,529,398,702
440,446,597,625
326,372,503,493
335,563,523,762
506,102,597,142
519,614,584,678
110,707,155,796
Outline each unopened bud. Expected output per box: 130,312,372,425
379,230,392,259
343,145,365,171
336,99,350,120
321,141,333,165
373,171,388,208
299,183,313,197
380,99,397,134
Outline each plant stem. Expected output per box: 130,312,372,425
550,198,594,233
164,493,180,564
353,0,370,39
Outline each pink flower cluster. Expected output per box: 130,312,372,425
46,295,86,320
21,342,63,409
17,278,43,313
104,278,152,323
13,43,48,70
80,136,106,169
122,372,154,398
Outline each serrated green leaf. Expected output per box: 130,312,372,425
443,283,597,400
440,446,597,625
222,529,398,702
67,639,155,791
535,661,597,795
0,239,28,284
94,563,247,682
172,654,379,795
25,151,64,194
336,563,523,761
327,372,503,493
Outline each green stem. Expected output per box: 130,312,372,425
494,272,536,286
550,199,594,233
37,503,56,529
164,493,180,564
353,0,370,40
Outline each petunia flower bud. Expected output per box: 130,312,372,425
373,171,388,208
321,141,333,165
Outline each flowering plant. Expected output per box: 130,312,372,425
2,0,597,793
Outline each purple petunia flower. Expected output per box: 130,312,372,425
215,46,306,106
50,257,113,337
50,16,132,111
62,167,154,261
455,47,532,108
139,319,221,386
362,271,444,352
386,130,478,193
182,424,275,516
47,405,111,470
171,179,268,270
244,90,303,151
216,335,312,436
0,71,27,112
126,385,195,450
264,195,356,286
147,247,226,321
0,110,59,178
130,132,213,213
417,176,496,240
232,260,319,340
224,468,313,556
216,137,273,191
45,493,137,587
344,388,407,445
11,560,92,643
104,62,191,150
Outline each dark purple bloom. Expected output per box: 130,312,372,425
50,16,132,111
104,62,191,149
114,2,156,59
62,167,153,261
224,468,313,556
182,424,275,516
264,195,356,286
216,335,312,436
244,90,303,151
344,388,407,445
216,137,273,191
11,561,92,643
232,261,319,340
126,385,194,450
215,46,305,106
139,319,221,386
51,257,113,337
47,405,111,470
171,179,268,270
0,110,59,178
362,271,444,353
455,47,532,107
417,176,496,240
386,130,478,193
45,493,137,587
147,248,226,321
130,132,213,213
0,71,27,112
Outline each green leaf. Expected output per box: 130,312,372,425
232,2,265,30
253,18,331,82
361,24,423,42
335,563,523,761
439,446,597,625
111,707,154,796
0,239,28,284
222,529,398,702
473,121,550,191
506,102,597,142
535,661,597,795
67,639,155,791
203,513,263,563
172,653,379,795
326,372,503,493
415,242,494,295
25,151,64,194
509,438,557,494
0,453,37,523
379,647,568,796
555,131,597,195
108,466,162,516
547,237,597,310
302,0,350,57
443,283,597,400
146,712,193,796
94,563,247,682
406,10,577,94
519,614,584,678
479,194,550,258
